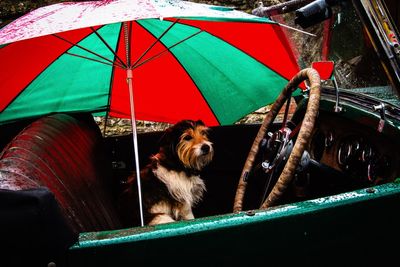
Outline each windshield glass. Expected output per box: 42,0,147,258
271,1,400,106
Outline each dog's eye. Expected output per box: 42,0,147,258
183,135,193,141
201,130,208,136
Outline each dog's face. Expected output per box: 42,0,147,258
161,120,214,171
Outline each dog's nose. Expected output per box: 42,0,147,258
201,144,210,154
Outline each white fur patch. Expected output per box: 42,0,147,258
153,164,206,206
149,202,175,225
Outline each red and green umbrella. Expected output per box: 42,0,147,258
0,0,300,126
0,0,303,226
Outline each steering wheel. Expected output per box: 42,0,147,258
233,68,321,212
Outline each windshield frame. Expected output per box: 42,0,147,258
267,0,400,105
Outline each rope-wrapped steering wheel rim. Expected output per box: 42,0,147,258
233,68,321,212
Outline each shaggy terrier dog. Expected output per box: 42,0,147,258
121,120,214,226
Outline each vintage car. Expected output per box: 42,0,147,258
1,0,400,266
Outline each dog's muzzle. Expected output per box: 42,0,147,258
195,142,214,170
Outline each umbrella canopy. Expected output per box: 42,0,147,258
0,0,300,126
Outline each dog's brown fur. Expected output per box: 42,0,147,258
119,120,214,226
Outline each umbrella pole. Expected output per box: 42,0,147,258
127,68,145,227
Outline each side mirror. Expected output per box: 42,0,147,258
312,61,334,80
295,0,333,28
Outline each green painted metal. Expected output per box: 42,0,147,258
69,181,400,265
71,182,400,247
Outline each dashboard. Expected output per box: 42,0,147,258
309,111,400,186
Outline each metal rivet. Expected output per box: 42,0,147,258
366,188,376,193
245,210,256,216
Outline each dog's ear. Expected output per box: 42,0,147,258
195,120,205,127
158,122,186,155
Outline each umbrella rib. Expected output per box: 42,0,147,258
132,29,203,70
65,51,125,69
131,19,180,68
52,34,125,69
90,27,127,68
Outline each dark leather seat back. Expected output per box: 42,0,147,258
0,113,121,234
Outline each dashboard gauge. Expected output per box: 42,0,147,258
338,140,353,165
367,163,376,182
324,131,334,148
361,144,375,162
351,140,360,154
